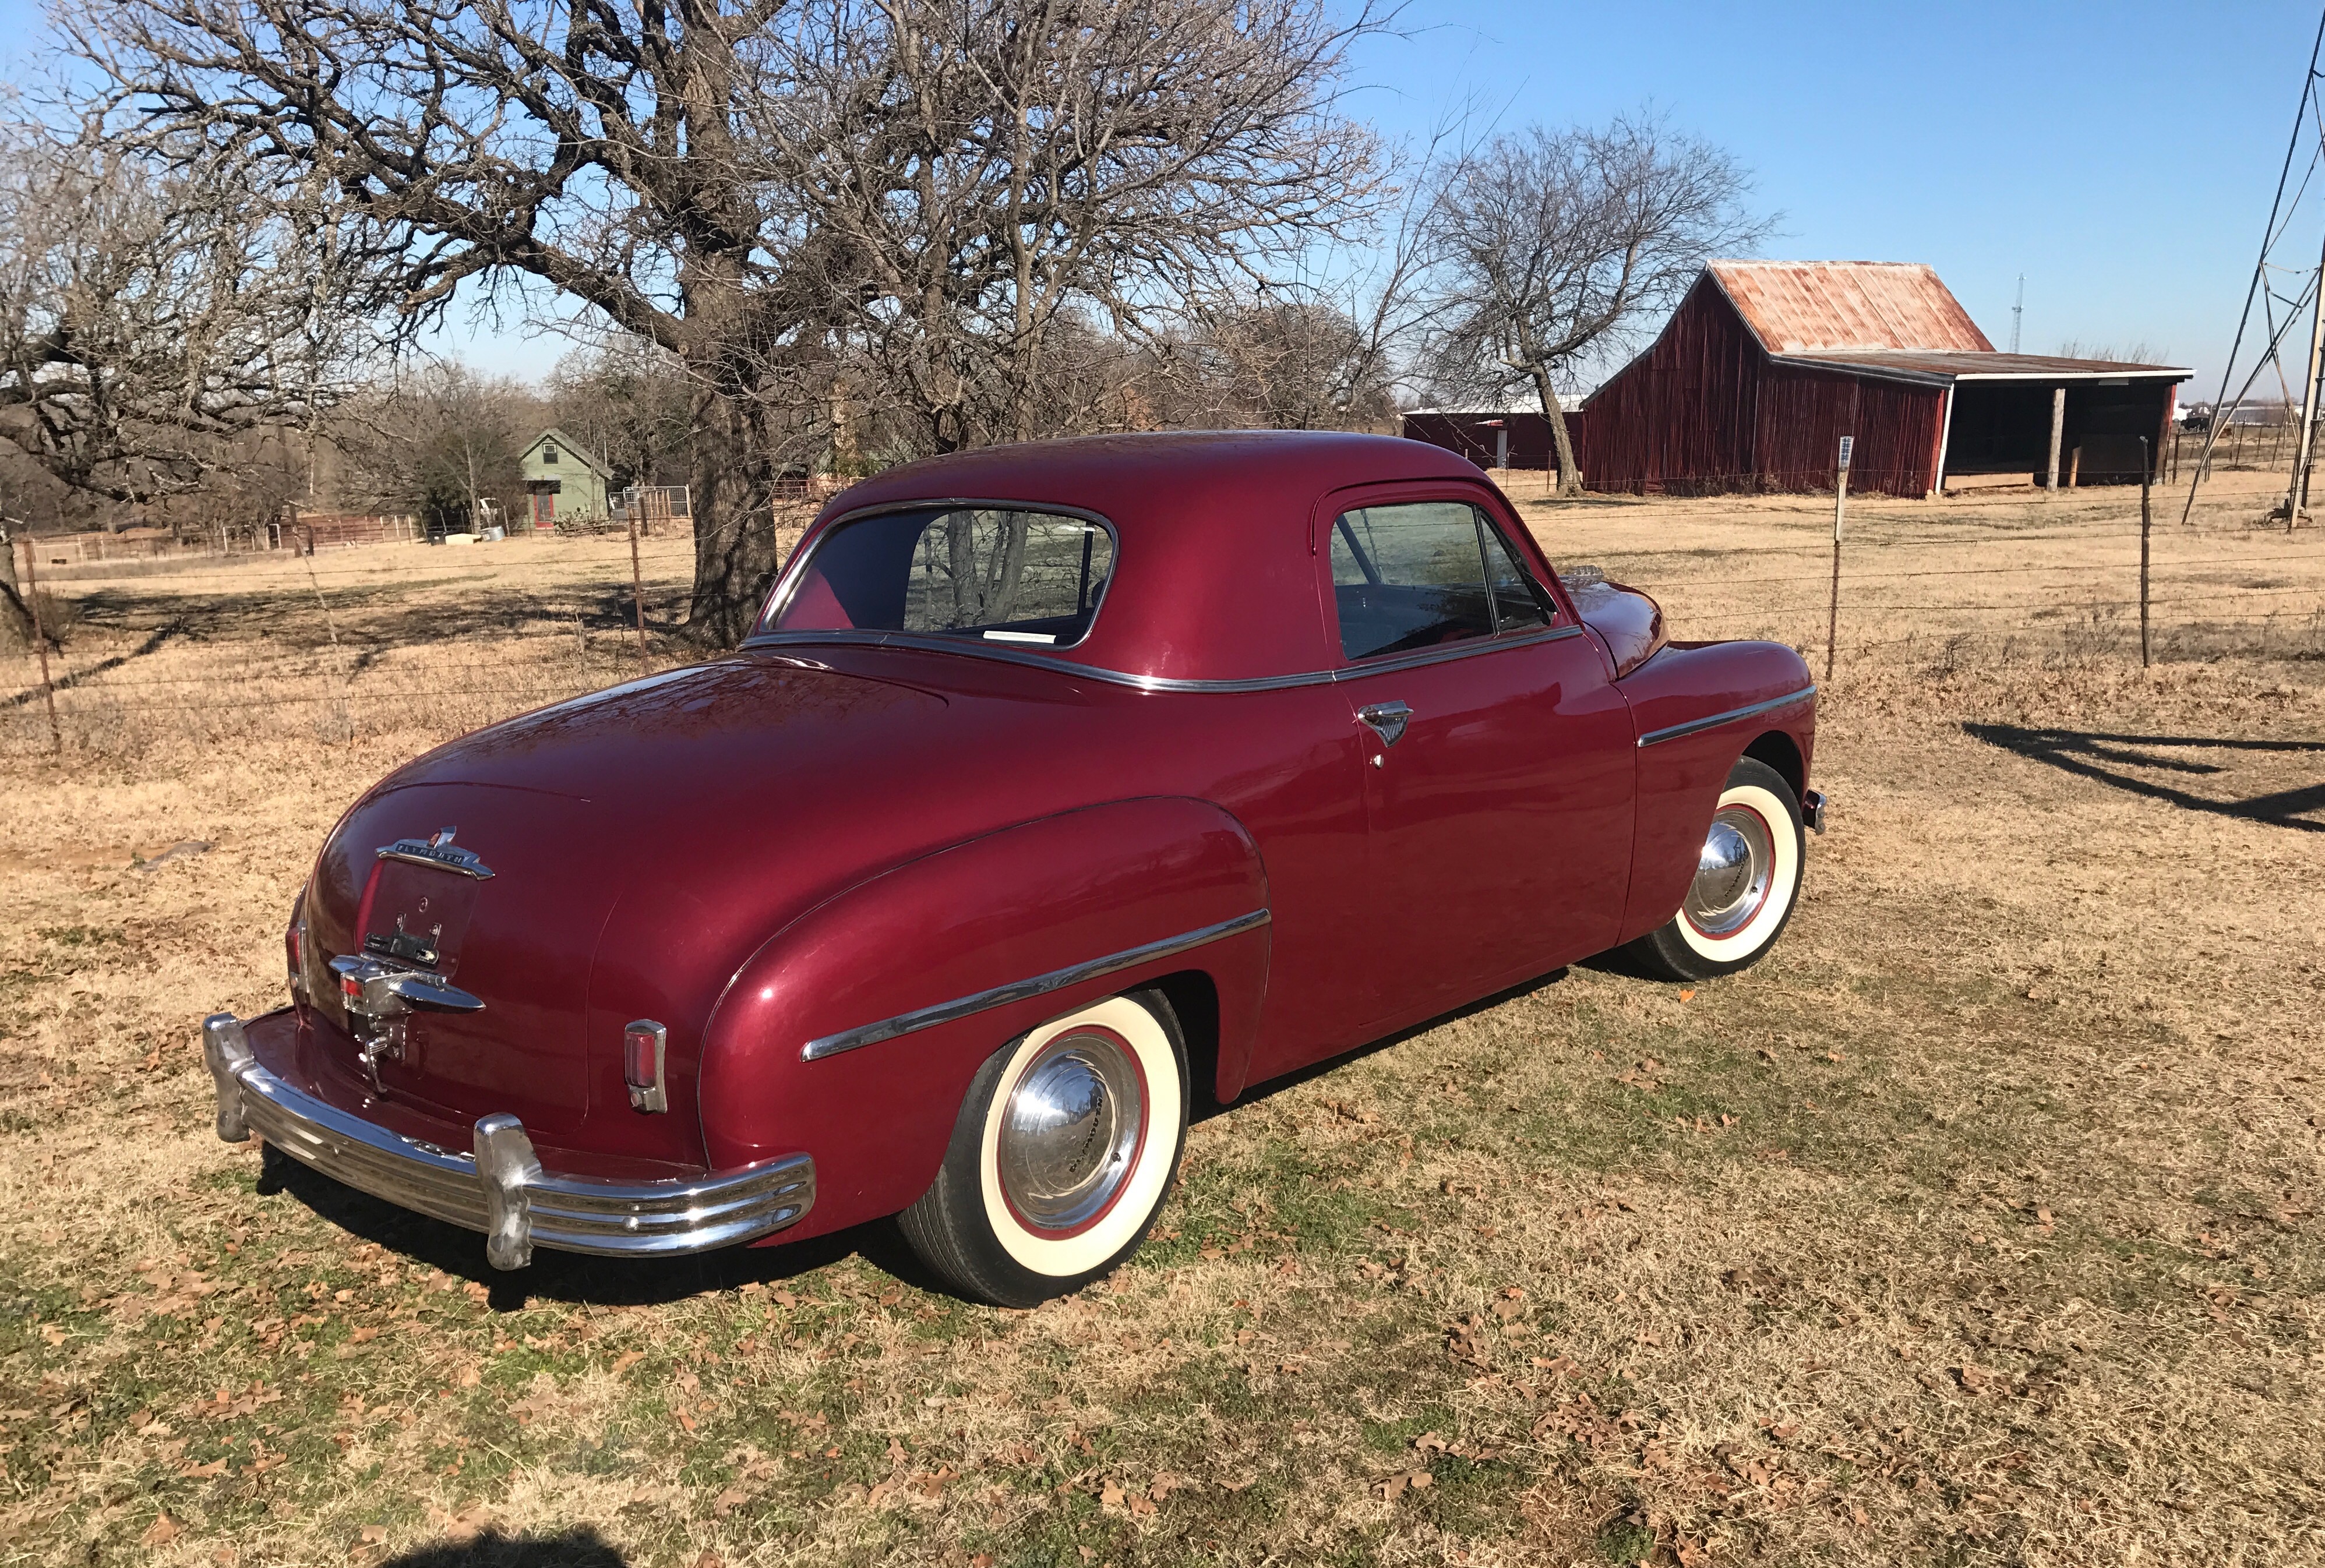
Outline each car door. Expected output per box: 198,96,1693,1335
1320,486,1637,1027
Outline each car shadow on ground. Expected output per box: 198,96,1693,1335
379,1528,629,1567
257,1144,939,1311
1962,722,2325,834
256,967,1579,1311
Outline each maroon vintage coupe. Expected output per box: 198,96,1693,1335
205,432,1822,1305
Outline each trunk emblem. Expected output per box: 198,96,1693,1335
377,827,495,880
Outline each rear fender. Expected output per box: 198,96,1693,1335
698,797,1268,1242
1615,642,1816,944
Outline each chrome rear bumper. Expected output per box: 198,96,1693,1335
202,1013,813,1270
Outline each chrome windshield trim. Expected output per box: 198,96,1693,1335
1636,686,1818,748
740,623,1587,695
800,909,1272,1062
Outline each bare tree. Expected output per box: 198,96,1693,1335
68,0,1385,644
549,336,694,495
731,0,1387,455
1420,114,1773,495
0,122,372,508
1172,295,1396,430
338,364,536,534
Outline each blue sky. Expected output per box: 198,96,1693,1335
1352,1,2318,399
3,1,2315,398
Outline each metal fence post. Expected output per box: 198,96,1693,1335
2139,436,2153,669
1826,435,1852,682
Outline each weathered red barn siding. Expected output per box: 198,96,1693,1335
1748,365,1945,496
1579,275,1945,498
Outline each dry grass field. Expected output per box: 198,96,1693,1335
1,471,2320,1567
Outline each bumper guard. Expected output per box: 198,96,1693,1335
203,1014,813,1270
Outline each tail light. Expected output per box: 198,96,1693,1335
624,1020,668,1114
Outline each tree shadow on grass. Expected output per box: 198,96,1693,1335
382,1527,628,1567
1962,722,2325,834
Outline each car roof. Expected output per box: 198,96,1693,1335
786,431,1511,683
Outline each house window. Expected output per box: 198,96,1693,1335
542,443,559,464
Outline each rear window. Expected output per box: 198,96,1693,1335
762,507,1114,647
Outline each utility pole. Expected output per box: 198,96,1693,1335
2010,274,2024,355
2287,231,2325,527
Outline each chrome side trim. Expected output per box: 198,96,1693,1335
204,1013,814,1269
741,623,1586,695
1636,686,1818,748
800,908,1272,1063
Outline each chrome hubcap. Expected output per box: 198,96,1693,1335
1685,807,1774,937
997,1031,1144,1231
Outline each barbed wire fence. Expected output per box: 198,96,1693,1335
3,476,2320,763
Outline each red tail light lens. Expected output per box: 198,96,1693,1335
624,1020,668,1114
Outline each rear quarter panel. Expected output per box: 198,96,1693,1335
697,796,1269,1242
1615,641,1816,945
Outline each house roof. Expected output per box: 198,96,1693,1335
1707,260,1994,355
525,428,612,477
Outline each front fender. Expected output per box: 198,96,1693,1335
697,796,1269,1242
1615,641,1816,944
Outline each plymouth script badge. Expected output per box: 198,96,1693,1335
377,826,495,881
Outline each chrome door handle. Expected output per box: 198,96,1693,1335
1357,700,1412,747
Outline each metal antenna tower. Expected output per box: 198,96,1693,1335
2009,275,2023,355
2180,3,2325,528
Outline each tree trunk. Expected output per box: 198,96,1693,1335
1532,368,1585,497
683,383,785,647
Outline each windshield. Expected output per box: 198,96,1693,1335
760,506,1115,647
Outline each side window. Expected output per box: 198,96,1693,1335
1329,502,1494,660
1482,521,1555,630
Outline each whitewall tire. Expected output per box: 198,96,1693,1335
1624,757,1805,981
899,990,1187,1306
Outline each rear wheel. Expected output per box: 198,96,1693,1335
1624,757,1805,981
898,990,1187,1306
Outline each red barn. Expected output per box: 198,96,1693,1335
1569,261,2190,498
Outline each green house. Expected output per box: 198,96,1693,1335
517,428,613,528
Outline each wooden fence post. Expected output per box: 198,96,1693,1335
20,532,61,753
629,512,648,657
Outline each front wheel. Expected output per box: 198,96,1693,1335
898,989,1188,1306
1622,757,1806,981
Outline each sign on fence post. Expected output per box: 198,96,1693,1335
1826,437,1852,682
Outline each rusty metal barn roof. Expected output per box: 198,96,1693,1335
1707,260,1995,355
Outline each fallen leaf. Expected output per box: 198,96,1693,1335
612,1350,645,1375
1678,988,1695,1001
142,1514,183,1547
712,1488,749,1516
